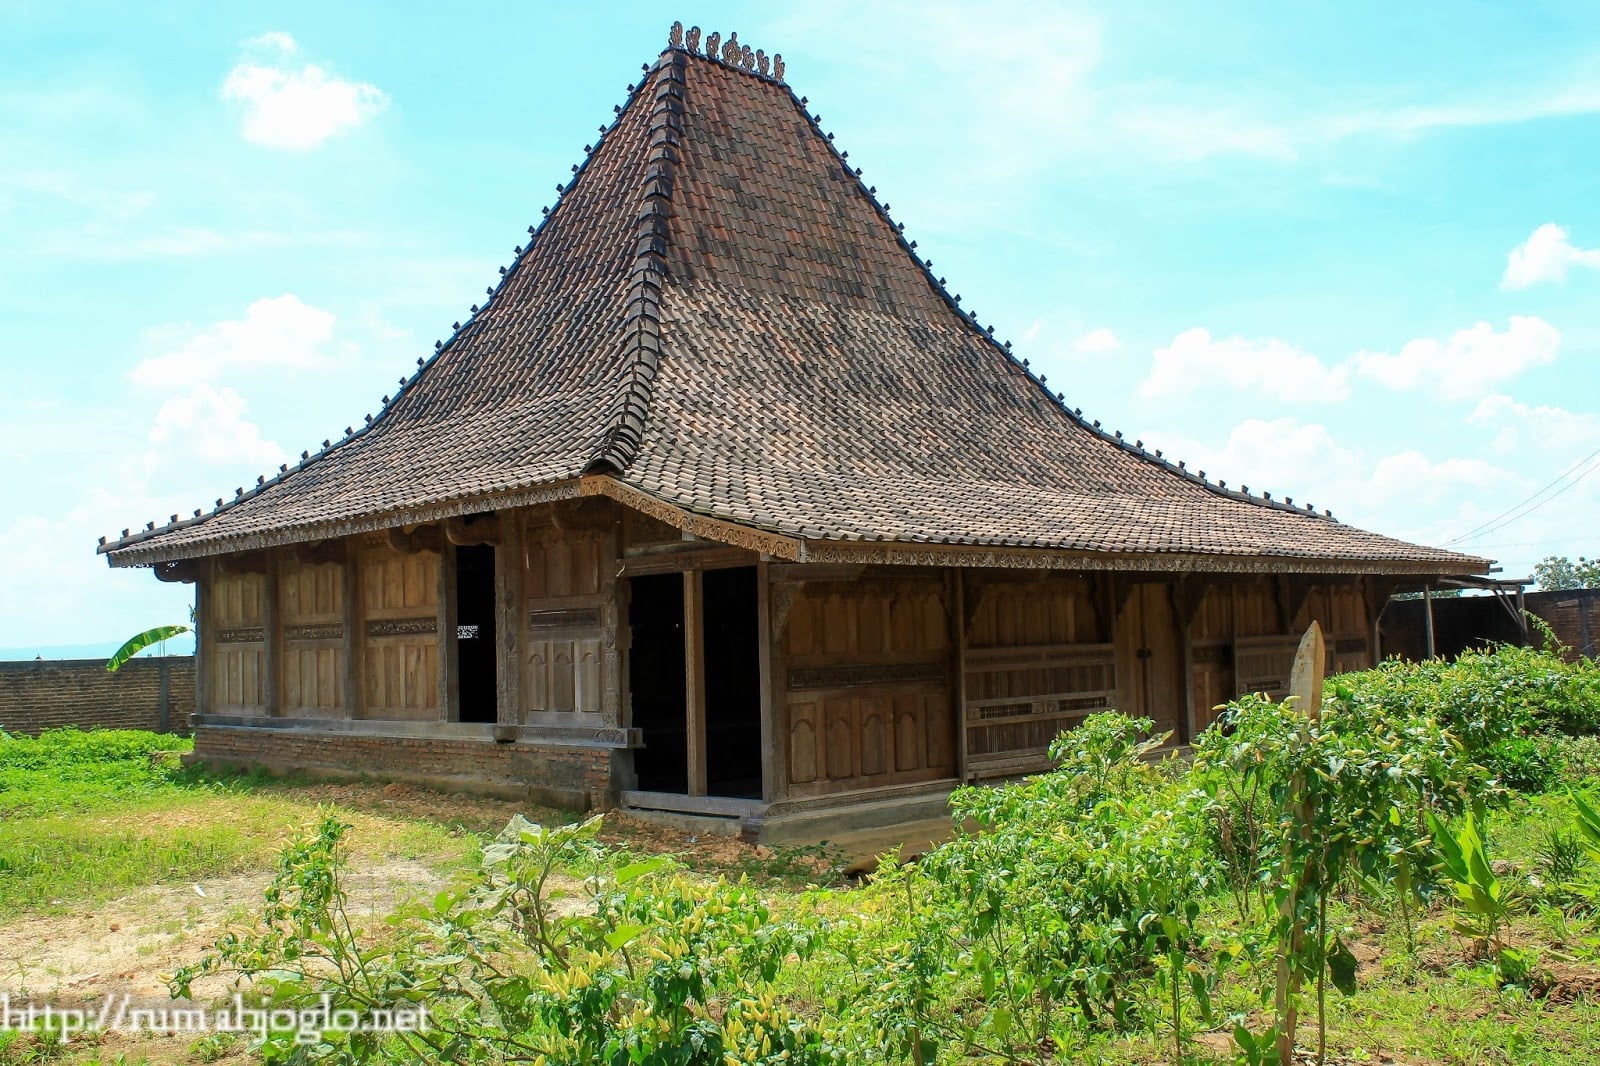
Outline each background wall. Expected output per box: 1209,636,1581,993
0,656,194,735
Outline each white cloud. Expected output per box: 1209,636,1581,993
1501,223,1600,289
1139,327,1349,404
146,384,285,473
1350,316,1559,401
1071,327,1121,354
222,33,388,150
130,295,338,388
1469,394,1600,454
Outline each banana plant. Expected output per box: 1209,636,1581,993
105,625,191,673
1426,801,1510,950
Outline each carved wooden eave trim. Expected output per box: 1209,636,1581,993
445,513,502,547
795,541,1489,578
104,475,804,569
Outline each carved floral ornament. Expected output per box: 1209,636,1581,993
668,21,784,81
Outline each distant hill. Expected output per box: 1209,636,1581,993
0,636,196,663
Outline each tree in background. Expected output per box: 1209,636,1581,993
1534,555,1600,591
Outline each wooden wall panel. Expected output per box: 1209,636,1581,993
520,504,617,722
1114,582,1183,736
781,576,955,795
961,575,1117,776
209,570,266,714
358,543,441,720
280,559,345,716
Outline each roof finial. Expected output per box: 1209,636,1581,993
773,54,784,80
669,20,684,48
705,31,721,58
722,32,740,64
686,25,701,53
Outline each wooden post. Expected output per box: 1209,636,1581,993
953,569,969,781
496,510,523,725
264,553,281,716
195,568,213,716
1423,585,1437,660
341,544,361,718
439,543,459,721
684,570,707,797
757,558,780,802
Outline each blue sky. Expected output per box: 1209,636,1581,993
4,1,1600,656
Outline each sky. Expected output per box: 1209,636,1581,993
3,1,1600,658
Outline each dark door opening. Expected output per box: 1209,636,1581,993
703,566,761,798
455,545,497,723
628,573,687,792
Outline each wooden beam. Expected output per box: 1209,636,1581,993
495,510,522,725
216,550,269,575
684,570,707,797
757,557,781,803
1423,585,1437,660
439,543,459,721
289,540,345,566
619,545,758,577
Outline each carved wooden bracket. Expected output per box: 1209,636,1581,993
289,539,346,566
1172,574,1207,632
216,551,269,575
386,524,444,555
446,513,501,547
152,559,199,583
770,581,801,638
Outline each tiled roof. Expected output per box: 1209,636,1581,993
101,32,1489,576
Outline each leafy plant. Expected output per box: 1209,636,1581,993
104,624,190,672
1427,801,1518,972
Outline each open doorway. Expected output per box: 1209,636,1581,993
454,545,497,723
627,573,687,792
703,566,761,798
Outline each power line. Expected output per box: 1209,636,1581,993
1444,443,1600,547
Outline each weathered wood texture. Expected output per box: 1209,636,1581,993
209,568,267,714
278,557,345,716
960,575,1115,777
780,574,956,796
1187,578,1374,732
519,501,619,723
359,540,441,719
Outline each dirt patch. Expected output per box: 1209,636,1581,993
0,858,449,1003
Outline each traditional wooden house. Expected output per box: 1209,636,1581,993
100,25,1489,838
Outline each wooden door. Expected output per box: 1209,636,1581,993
1115,583,1184,740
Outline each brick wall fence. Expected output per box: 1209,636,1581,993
0,656,195,736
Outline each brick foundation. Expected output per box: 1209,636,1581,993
0,657,194,736
190,719,617,810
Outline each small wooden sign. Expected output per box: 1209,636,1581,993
1287,620,1326,720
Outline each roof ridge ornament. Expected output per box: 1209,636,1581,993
670,23,785,82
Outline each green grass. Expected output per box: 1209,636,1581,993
0,728,487,915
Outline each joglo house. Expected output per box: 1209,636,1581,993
99,25,1489,841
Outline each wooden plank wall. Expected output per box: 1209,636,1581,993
961,575,1116,777
519,501,618,723
359,541,441,719
780,573,955,797
279,557,344,716
209,566,267,714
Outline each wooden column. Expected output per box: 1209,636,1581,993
496,511,523,725
438,543,459,721
195,568,213,715
341,545,361,717
263,554,282,717
953,569,969,781
756,558,782,803
684,569,707,797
